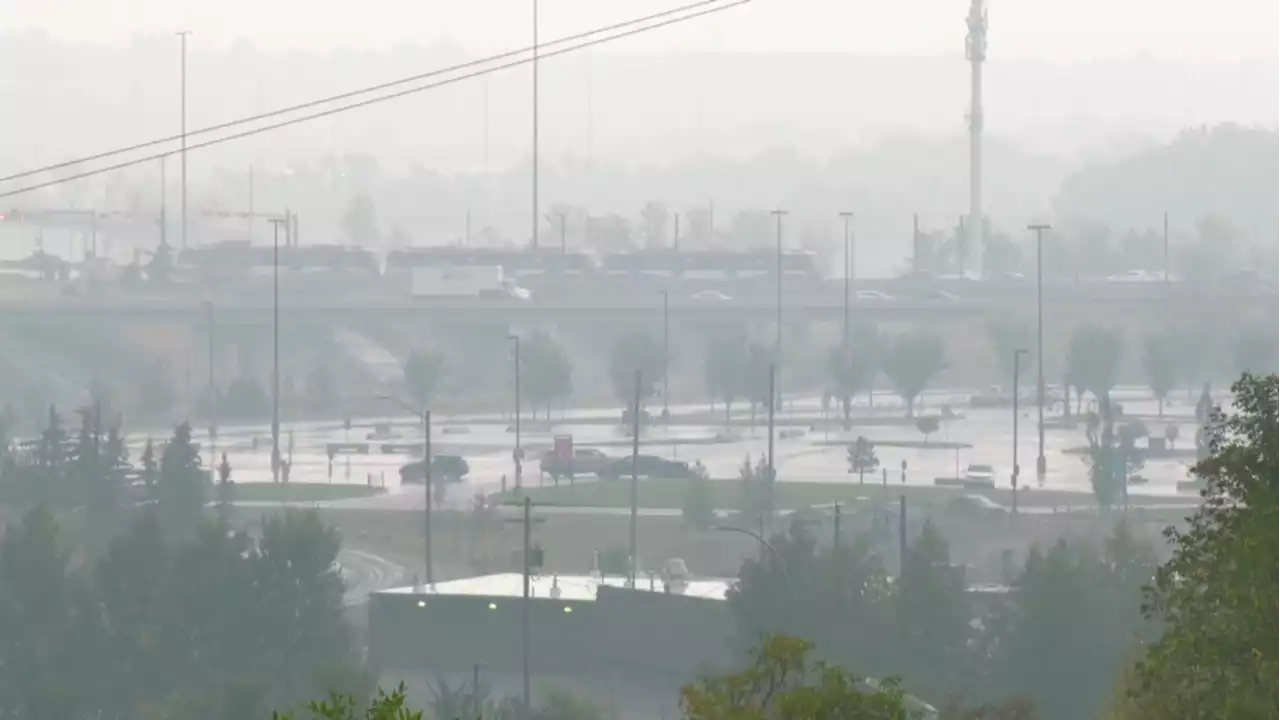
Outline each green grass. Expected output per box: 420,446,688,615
228,482,385,503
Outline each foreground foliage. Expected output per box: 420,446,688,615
1126,374,1278,719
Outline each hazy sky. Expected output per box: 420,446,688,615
5,0,1277,61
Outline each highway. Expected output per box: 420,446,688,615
0,283,1235,325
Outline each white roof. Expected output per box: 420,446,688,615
378,572,731,602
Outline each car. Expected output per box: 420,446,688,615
947,494,1007,516
598,454,693,480
962,463,996,488
922,289,959,301
539,447,612,481
1105,269,1160,283
854,290,892,301
399,455,470,484
690,289,733,302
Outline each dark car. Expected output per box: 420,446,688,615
399,455,470,484
598,454,693,480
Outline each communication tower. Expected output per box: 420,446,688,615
965,0,988,276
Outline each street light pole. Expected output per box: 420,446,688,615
377,394,433,585
268,215,288,483
1028,223,1050,487
712,525,789,590
509,335,522,490
423,409,433,584
176,31,191,250
770,209,787,357
661,290,669,415
771,209,787,415
521,495,531,720
629,369,641,588
838,211,853,357
204,301,216,467
1012,348,1028,516
766,362,776,529
1162,211,1169,284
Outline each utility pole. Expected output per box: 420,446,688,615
521,496,532,720
1028,223,1050,487
629,370,641,588
423,409,433,584
559,211,567,254
673,213,680,254
268,214,288,484
530,0,539,249
1012,348,1028,516
176,31,192,250
838,211,853,356
661,290,670,415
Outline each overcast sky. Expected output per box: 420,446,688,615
5,0,1277,62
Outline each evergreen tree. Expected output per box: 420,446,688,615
155,422,206,542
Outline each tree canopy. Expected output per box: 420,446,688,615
880,332,947,416
1127,374,1278,719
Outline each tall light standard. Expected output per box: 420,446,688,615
770,209,787,355
1012,348,1028,515
268,214,288,483
202,301,216,467
1162,211,1169,284
175,31,192,250
660,290,669,415
530,0,540,249
379,395,432,585
712,524,789,590
766,363,777,529
838,211,853,356
508,334,523,490
1027,223,1050,486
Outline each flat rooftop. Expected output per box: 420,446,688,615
377,573,732,602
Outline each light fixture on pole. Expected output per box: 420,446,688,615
508,335,523,490
1012,348,1028,516
660,290,670,416
267,214,289,484
1027,223,1050,487
838,211,853,357
378,394,433,585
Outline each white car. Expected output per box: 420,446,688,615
690,290,733,302
855,290,892,301
963,463,996,488
1105,269,1160,283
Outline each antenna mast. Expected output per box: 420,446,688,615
965,0,988,277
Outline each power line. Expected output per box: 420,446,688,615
0,0,736,187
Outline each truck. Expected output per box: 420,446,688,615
410,265,531,300
537,434,612,483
